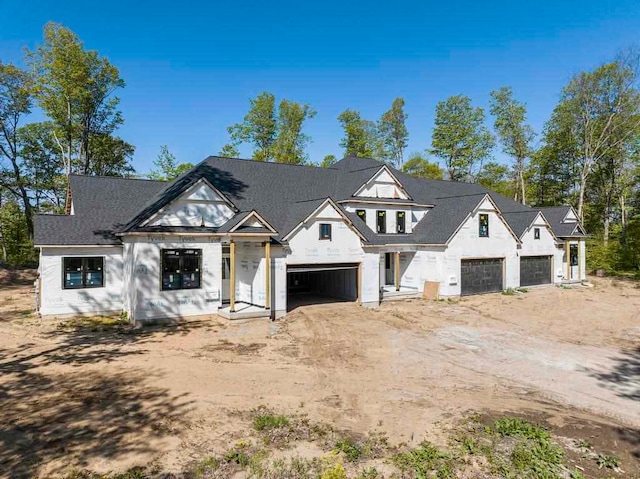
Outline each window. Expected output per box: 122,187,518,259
356,209,366,222
377,211,386,233
63,257,104,289
319,223,332,240
396,211,406,234
534,227,540,240
221,245,230,280
479,214,489,237
161,249,201,291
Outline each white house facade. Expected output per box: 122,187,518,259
34,156,587,324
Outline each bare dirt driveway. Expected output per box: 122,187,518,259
0,275,639,477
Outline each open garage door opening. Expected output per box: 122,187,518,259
287,263,359,312
461,258,504,296
520,255,552,287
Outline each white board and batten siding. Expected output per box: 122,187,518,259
442,198,519,296
147,182,235,228
39,246,125,317
355,168,410,200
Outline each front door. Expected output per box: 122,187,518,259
385,253,394,285
221,245,230,301
569,244,579,280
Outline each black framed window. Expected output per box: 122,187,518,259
319,223,332,240
479,214,489,237
161,249,201,291
63,257,104,289
534,227,540,240
377,211,386,233
396,211,406,233
356,209,366,222
570,244,579,266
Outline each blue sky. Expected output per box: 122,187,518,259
1,0,639,173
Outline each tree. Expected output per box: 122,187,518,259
378,97,409,168
26,22,129,176
219,143,240,158
0,62,34,238
338,109,378,158
272,100,316,164
401,152,443,179
17,122,66,212
148,146,194,181
431,95,495,181
489,87,535,204
476,162,515,197
542,56,640,221
321,154,337,168
228,91,277,161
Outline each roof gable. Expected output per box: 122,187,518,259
352,165,412,200
282,198,367,242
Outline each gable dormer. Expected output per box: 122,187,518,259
563,207,578,223
353,165,411,200
142,178,236,228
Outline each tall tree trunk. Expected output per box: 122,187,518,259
518,158,526,205
577,171,588,223
603,212,610,245
620,193,627,232
0,195,7,262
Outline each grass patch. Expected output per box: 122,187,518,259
254,413,291,431
57,315,128,331
596,452,621,469
393,441,455,478
501,288,517,296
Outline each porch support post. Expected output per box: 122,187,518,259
230,240,236,313
395,251,400,291
565,240,570,280
264,241,271,310
357,262,362,305
577,239,583,280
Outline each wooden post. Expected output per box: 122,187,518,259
565,241,570,281
395,251,400,291
230,240,236,312
264,241,271,310
577,240,583,280
357,262,362,305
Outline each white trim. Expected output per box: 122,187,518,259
337,199,433,207
352,165,413,200
140,178,238,227
523,211,559,243
282,198,367,242
35,244,123,248
228,210,277,233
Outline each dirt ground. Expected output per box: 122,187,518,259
0,274,639,477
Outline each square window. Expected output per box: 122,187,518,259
63,257,104,289
534,227,540,240
161,249,202,291
319,223,332,240
479,214,489,237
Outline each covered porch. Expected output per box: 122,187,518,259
380,250,420,300
220,236,274,320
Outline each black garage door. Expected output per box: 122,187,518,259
520,255,552,287
287,263,359,311
461,258,504,295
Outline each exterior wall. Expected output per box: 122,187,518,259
398,248,446,290
234,240,267,307
441,203,519,296
285,203,380,309
519,216,559,284
123,236,222,322
147,182,234,227
39,246,124,317
344,204,415,234
355,169,409,199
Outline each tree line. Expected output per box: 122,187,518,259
1,23,639,273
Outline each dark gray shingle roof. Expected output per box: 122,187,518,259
34,156,585,246
539,206,587,238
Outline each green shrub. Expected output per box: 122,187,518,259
494,417,550,440
334,437,362,462
253,413,290,431
596,453,621,469
393,441,452,477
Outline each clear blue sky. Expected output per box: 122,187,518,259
1,0,639,173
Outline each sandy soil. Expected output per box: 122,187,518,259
0,275,638,477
